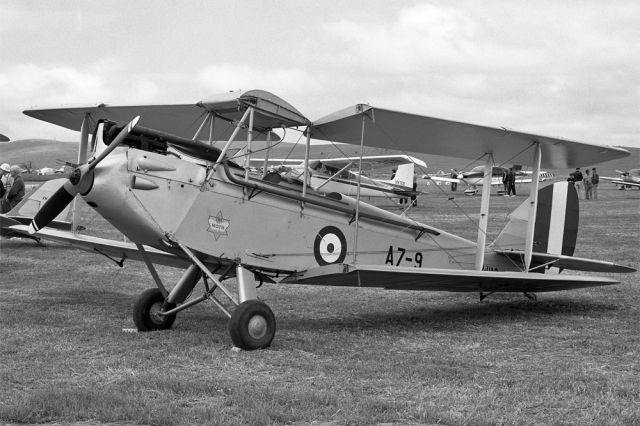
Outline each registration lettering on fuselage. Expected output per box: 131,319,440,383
385,245,423,268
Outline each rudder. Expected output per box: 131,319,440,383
491,182,579,255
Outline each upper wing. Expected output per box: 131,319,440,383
310,105,630,169
281,264,622,292
424,175,461,184
248,155,426,170
23,90,308,141
320,155,427,170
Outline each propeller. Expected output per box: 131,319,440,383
28,116,140,234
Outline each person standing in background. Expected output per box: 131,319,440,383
0,163,9,199
591,167,599,200
2,165,25,213
573,167,583,198
584,169,593,200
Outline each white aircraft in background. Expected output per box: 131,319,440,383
4,89,634,351
600,169,640,189
251,155,426,199
425,165,554,195
36,166,66,175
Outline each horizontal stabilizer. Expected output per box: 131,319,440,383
495,250,636,273
281,264,621,293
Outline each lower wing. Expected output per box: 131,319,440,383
281,264,624,292
5,224,189,268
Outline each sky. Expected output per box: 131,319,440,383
1,0,639,148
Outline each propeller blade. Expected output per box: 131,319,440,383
28,181,78,234
88,116,140,171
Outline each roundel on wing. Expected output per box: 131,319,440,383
314,226,347,266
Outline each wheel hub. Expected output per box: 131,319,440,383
247,315,268,339
149,302,166,325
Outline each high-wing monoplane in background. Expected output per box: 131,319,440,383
8,89,635,350
249,155,426,199
600,168,640,189
426,165,554,195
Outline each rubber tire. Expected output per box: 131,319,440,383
133,288,176,331
228,300,276,350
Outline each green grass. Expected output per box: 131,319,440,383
0,183,638,425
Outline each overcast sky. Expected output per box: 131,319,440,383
1,0,639,148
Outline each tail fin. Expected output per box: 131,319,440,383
392,162,415,188
492,182,579,255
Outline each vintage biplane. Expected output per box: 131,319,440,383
9,89,635,350
426,165,554,195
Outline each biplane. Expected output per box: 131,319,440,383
8,89,635,350
426,165,554,195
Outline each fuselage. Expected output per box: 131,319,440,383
81,145,521,276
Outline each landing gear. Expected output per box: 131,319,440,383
134,241,277,350
133,288,176,331
229,300,276,350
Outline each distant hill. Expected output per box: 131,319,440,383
0,139,78,169
1,138,637,180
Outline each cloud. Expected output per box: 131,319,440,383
313,2,640,146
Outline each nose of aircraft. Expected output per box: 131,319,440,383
28,116,140,234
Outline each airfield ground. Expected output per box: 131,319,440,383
0,180,638,425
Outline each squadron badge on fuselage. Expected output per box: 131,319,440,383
207,211,230,240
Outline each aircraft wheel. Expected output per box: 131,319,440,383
228,300,276,350
133,288,176,331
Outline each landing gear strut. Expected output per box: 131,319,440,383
133,242,276,350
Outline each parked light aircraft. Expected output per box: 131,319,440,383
8,89,635,350
0,178,73,240
36,166,66,175
601,169,640,189
426,165,554,195
251,155,426,198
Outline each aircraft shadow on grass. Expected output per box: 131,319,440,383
274,298,620,334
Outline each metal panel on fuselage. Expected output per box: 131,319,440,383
165,170,478,272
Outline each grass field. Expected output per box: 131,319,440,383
0,180,638,425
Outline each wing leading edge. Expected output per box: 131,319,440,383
281,264,621,292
